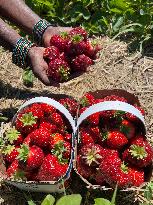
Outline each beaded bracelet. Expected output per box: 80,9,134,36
12,37,36,67
32,19,52,45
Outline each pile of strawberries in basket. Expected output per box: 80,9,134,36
77,93,153,188
1,98,78,181
43,27,101,82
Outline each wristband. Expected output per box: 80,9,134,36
32,19,52,45
12,37,36,68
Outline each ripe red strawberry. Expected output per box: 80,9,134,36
39,119,57,134
59,98,78,117
50,32,70,52
65,35,87,56
43,46,60,62
15,112,38,134
37,154,68,181
84,39,102,59
17,144,44,171
50,133,64,148
120,119,135,139
126,105,145,122
79,107,99,125
69,27,88,40
64,133,72,142
29,128,51,149
129,167,144,187
103,130,128,150
88,126,102,144
27,103,44,119
80,93,95,107
72,54,93,71
80,144,110,167
23,135,31,146
48,58,70,82
99,154,132,188
5,127,23,146
51,112,64,126
103,95,127,102
40,103,56,116
77,154,94,179
3,145,19,164
79,128,94,145
122,135,153,168
6,160,20,177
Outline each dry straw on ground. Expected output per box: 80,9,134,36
0,37,153,204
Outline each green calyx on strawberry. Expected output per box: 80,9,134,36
121,162,129,174
17,144,29,162
5,127,23,145
80,93,95,107
51,141,69,164
19,112,37,126
129,144,147,159
71,34,84,43
12,170,26,181
2,144,15,155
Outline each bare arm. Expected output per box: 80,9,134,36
0,0,71,46
0,0,40,35
0,18,21,50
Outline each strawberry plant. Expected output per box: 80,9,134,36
26,0,153,52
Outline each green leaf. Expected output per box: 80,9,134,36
94,198,111,205
41,194,55,205
112,16,124,32
22,68,34,86
27,200,36,205
56,194,82,205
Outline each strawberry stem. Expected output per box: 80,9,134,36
17,144,29,162
19,112,37,126
129,145,147,159
5,127,21,144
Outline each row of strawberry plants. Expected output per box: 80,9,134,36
26,0,153,52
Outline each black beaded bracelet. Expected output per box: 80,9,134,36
12,37,35,67
32,19,52,45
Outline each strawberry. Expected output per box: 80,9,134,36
65,35,87,56
64,133,72,142
72,54,93,71
59,98,78,117
120,119,135,139
80,93,95,107
77,154,94,179
50,133,64,149
27,103,44,119
69,27,88,40
103,130,128,150
29,128,51,149
23,135,31,146
79,128,94,145
80,144,110,167
103,95,127,102
129,167,144,187
3,145,19,164
48,58,70,82
5,127,23,146
99,154,132,188
84,39,102,59
89,126,102,144
37,154,68,181
6,160,20,177
40,103,56,116
43,46,60,62
79,107,99,125
51,112,64,127
17,144,44,171
122,135,153,168
15,112,38,134
50,32,70,52
126,105,145,123
51,140,71,161
39,119,57,134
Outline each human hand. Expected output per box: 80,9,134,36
27,46,59,86
42,26,72,47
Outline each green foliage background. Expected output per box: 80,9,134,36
26,0,153,50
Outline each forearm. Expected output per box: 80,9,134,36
0,0,41,34
0,18,21,50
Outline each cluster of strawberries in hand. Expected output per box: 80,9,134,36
77,93,153,188
2,99,78,182
43,27,101,82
